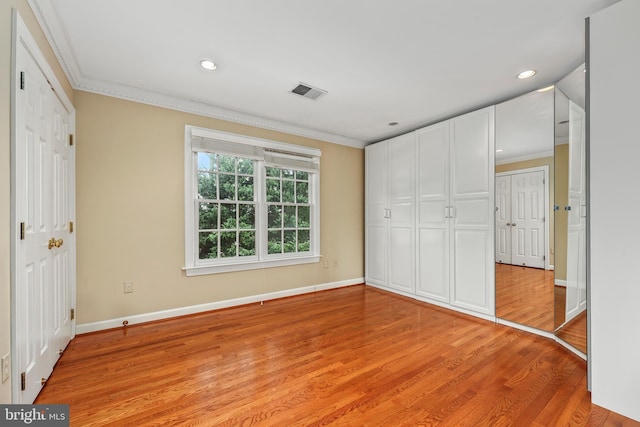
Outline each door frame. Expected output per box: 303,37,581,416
495,165,551,270
10,10,76,403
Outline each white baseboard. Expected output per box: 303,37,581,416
76,277,364,334
496,318,556,339
555,279,567,287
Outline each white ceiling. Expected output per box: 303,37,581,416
29,0,619,148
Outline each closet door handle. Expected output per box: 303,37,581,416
444,206,450,219
449,206,456,218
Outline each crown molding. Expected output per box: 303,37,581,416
27,0,366,150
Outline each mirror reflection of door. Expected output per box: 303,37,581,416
554,66,587,354
495,88,555,332
496,170,547,268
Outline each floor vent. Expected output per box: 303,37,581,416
291,83,327,100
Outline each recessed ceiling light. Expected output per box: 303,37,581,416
496,149,504,153
200,59,218,71
537,85,554,92
388,122,399,126
517,70,537,79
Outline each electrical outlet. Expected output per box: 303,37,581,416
123,281,134,293
1,353,9,383
323,261,329,269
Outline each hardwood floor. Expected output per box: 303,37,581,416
495,263,555,332
36,285,638,426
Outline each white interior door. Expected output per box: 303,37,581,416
13,14,75,403
495,169,546,269
510,171,545,268
365,142,388,287
565,101,587,322
495,175,511,264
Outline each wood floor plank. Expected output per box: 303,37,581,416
35,285,638,426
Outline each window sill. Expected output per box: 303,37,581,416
183,255,321,277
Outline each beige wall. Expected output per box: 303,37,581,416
1,0,73,403
496,156,555,267
75,91,364,325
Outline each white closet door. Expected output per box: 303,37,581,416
566,101,587,321
388,134,415,293
365,143,388,287
14,29,75,403
450,107,495,315
416,122,450,301
510,171,545,268
495,175,512,264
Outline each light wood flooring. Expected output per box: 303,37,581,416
36,285,638,426
495,263,555,332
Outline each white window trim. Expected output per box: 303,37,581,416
183,125,321,276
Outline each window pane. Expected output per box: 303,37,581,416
296,171,308,181
199,232,218,259
237,158,253,175
220,232,237,257
283,230,296,253
266,179,280,202
283,206,296,228
298,230,310,252
239,204,255,229
239,231,256,256
266,167,280,177
219,155,236,173
220,204,237,229
298,206,310,228
219,174,236,200
199,202,218,230
268,230,282,254
268,205,282,229
282,180,295,203
238,176,254,202
198,172,217,199
296,181,308,203
197,152,217,172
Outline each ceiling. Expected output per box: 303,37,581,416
29,0,619,148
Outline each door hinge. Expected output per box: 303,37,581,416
69,134,74,146
543,255,546,260
20,222,25,240
69,221,74,233
70,308,75,321
21,372,26,391
20,71,25,90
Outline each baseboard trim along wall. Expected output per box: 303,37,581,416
76,278,364,334
554,279,567,287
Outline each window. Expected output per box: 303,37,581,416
184,126,321,276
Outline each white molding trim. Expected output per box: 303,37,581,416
496,318,556,339
555,279,567,287
26,0,365,149
76,278,363,334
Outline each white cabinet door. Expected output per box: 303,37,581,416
388,134,415,293
450,107,495,315
365,142,388,287
365,135,415,293
416,122,449,301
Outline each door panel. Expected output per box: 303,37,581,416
495,175,511,263
510,171,545,268
452,229,491,313
389,227,414,293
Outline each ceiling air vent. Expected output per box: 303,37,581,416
291,83,327,100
